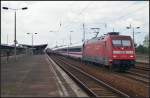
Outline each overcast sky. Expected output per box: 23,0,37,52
1,1,149,48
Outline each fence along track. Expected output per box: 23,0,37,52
49,54,130,98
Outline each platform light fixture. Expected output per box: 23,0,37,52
3,6,28,61
126,24,140,47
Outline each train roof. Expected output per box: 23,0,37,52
84,32,132,44
109,35,131,38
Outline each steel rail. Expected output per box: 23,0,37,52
122,73,149,84
127,71,149,78
134,66,150,71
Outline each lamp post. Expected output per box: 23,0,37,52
3,6,28,61
82,23,85,42
126,24,140,47
27,33,38,55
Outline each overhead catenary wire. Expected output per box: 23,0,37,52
58,1,148,47
65,1,148,36
115,4,149,22
63,1,140,30
62,1,93,29
118,4,149,35
104,2,149,36
49,2,75,32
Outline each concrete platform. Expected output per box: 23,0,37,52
1,54,87,97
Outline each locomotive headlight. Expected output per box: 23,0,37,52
113,55,117,58
130,55,134,58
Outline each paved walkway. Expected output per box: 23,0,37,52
1,54,87,97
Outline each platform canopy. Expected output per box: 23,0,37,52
19,44,47,54
20,44,47,49
0,44,25,49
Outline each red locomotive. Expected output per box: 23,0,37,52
82,32,135,70
48,32,135,71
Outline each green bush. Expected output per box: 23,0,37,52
135,44,149,54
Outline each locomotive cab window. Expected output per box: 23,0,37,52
122,40,131,46
112,40,131,47
112,40,121,46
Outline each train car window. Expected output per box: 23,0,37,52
112,40,121,46
122,40,131,46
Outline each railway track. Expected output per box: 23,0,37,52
60,54,149,85
54,53,149,85
136,62,149,70
122,62,150,84
121,72,149,85
47,53,149,98
127,70,149,79
77,55,149,84
49,54,130,98
129,67,149,75
136,61,149,65
135,65,150,71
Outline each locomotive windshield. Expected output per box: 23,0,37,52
122,40,131,46
112,40,131,47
